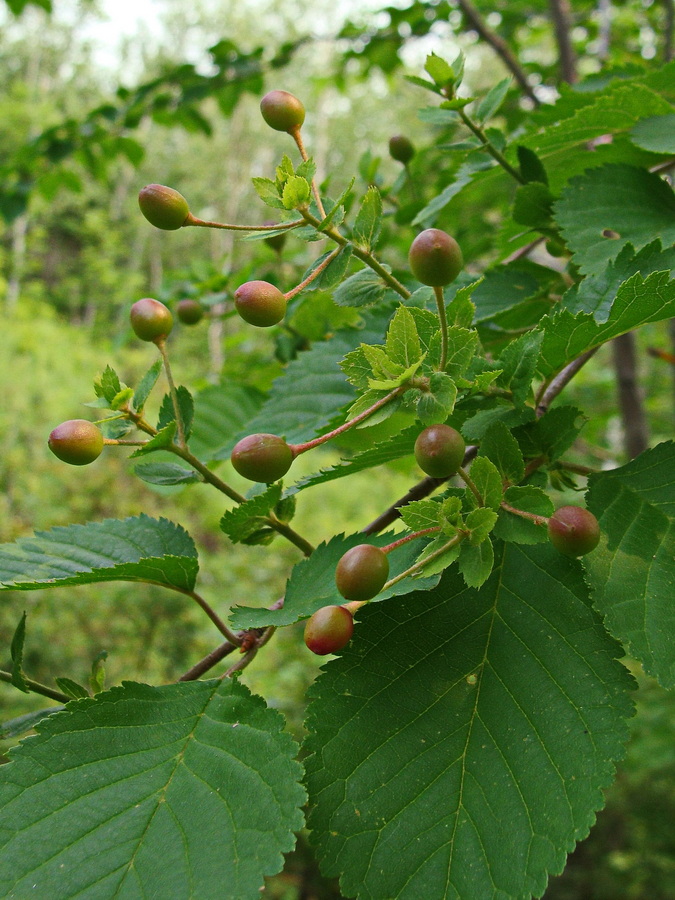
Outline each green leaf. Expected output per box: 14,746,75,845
134,462,200,486
352,186,382,250
304,544,634,900
494,485,554,544
133,359,162,413
554,164,675,274
398,498,443,532
517,145,548,184
479,420,525,484
513,182,555,228
630,113,675,153
513,406,585,462
412,533,462,576
252,176,285,209
229,532,440,629
333,266,391,308
0,680,305,898
316,179,355,231
462,403,534,442
131,421,177,456
412,158,493,227
470,262,546,324
282,175,311,209
385,305,421,368
465,507,498,543
54,677,90,699
346,388,399,425
585,442,675,688
220,484,283,544
425,52,455,87
157,386,194,438
0,514,198,593
189,382,266,461
458,534,494,586
474,77,511,124
416,373,457,425
1,708,62,740
95,365,122,404
302,246,353,291
538,270,675,377
89,651,107,695
110,386,134,411
10,612,29,693
404,74,443,96
444,326,478,379
496,330,543,405
468,456,503,510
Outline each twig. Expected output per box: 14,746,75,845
0,670,71,704
535,347,598,418
178,641,238,681
548,0,578,83
612,332,649,458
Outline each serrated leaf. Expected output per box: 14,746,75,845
444,326,478,379
458,534,494,586
412,158,492,227
425,52,455,87
398,498,443,532
54,677,90,699
229,532,440,629
133,359,162,413
517,145,549,185
333,266,391,308
352,186,382,251
220,484,282,544
189,382,266,461
10,612,29,693
1,708,62,740
385,305,422,368
494,485,554,544
0,680,305,899
282,175,311,209
465,507,498,544
513,182,555,228
303,245,353,291
96,365,122,404
0,514,198,593
110,386,134,411
346,388,399,425
474,77,511,124
304,544,634,900
416,372,457,425
134,462,200,486
405,74,443,95
317,179,355,230
630,113,675,153
554,164,675,274
513,406,585,462
252,175,285,209
586,441,675,688
157,386,194,438
413,533,462,576
468,456,503,510
131,421,177,456
462,403,534,442
479,420,525,484
497,330,543,405
537,270,675,377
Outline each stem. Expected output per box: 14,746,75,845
0,670,70,704
291,388,403,456
265,513,315,556
433,285,449,371
284,247,341,300
183,214,303,233
457,466,483,505
381,526,440,554
183,589,243,645
179,640,238,681
548,0,578,83
500,502,549,527
612,332,649,459
103,439,148,446
290,126,327,219
557,460,599,476
299,208,411,299
457,108,525,183
382,534,463,590
535,347,598,418
156,338,186,448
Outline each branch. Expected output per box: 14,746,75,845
535,348,598,418
456,0,540,105
0,670,71,704
548,0,578,83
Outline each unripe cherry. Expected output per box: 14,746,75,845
176,299,204,325
414,425,465,478
234,281,286,327
48,419,104,466
230,433,294,483
409,228,463,286
260,91,305,133
389,135,415,165
335,544,389,603
130,298,174,342
304,605,354,656
548,506,600,557
138,184,190,230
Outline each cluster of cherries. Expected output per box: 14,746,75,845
46,87,602,661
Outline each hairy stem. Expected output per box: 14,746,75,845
183,214,303,233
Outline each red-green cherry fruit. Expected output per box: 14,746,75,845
389,134,415,165
48,419,104,466
230,433,294,483
548,506,600,557
130,297,174,342
234,280,286,327
138,184,190,230
335,544,390,603
176,299,204,325
304,605,354,656
409,228,463,286
260,90,305,133
414,425,465,478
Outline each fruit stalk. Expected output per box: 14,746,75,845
433,284,450,371
284,247,342,300
382,533,464,590
290,126,327,219
500,502,549,527
184,214,304,233
155,337,187,448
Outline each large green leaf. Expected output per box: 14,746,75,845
554,164,675,274
0,679,305,899
304,543,634,900
0,514,198,593
189,382,266,460
585,442,675,688
537,270,675,377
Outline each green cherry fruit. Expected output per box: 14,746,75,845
548,506,601,557
234,280,286,327
176,299,204,325
409,228,463,286
138,184,190,230
48,419,104,466
304,605,354,656
389,134,415,165
130,297,174,342
414,425,465,478
230,433,294,483
335,544,390,603
260,90,305,133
